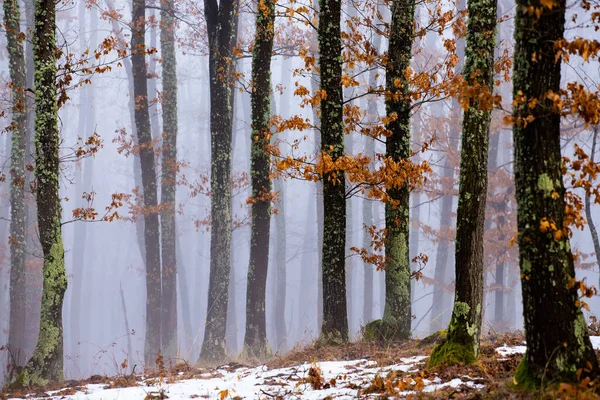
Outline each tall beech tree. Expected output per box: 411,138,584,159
429,0,497,366
17,0,67,385
131,0,162,366
381,0,416,339
317,0,348,343
511,0,600,385
160,0,179,361
5,0,29,371
71,1,97,360
244,0,275,357
200,0,238,363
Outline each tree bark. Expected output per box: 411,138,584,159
200,0,238,363
382,0,416,339
317,0,348,343
512,0,600,384
160,0,179,362
18,0,68,385
244,0,275,358
5,0,28,372
131,0,162,366
429,0,496,366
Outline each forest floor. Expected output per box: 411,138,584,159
4,332,600,399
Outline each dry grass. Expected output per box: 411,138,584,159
6,331,600,399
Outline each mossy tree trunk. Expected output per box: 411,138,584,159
318,0,348,343
429,0,497,367
382,0,416,340
244,0,275,358
512,0,600,384
5,0,28,372
131,0,162,366
160,0,179,361
18,0,68,385
200,0,237,364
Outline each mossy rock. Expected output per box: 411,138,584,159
418,330,446,347
428,339,476,367
511,356,541,391
363,319,410,342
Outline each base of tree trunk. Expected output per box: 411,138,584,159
428,339,476,367
198,342,228,366
316,330,348,347
363,319,410,342
241,342,272,361
511,357,540,390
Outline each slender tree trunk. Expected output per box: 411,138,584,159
244,0,275,357
361,15,382,325
381,0,416,340
200,0,237,364
429,0,496,366
273,168,287,352
429,0,464,335
318,0,348,343
160,0,178,361
23,0,40,360
512,0,599,384
272,60,291,352
176,241,193,353
5,0,28,372
584,127,600,287
147,10,161,142
430,163,454,333
70,1,97,361
309,48,324,332
131,0,162,366
119,282,133,372
18,0,68,385
488,129,506,330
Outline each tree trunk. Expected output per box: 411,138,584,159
160,0,178,362
200,0,237,364
429,0,496,366
430,162,454,333
147,10,161,142
272,60,291,352
131,0,162,366
361,16,382,325
23,0,40,361
5,0,28,372
18,0,68,385
317,0,348,344
584,127,600,288
309,43,324,333
512,0,600,384
382,0,416,340
244,0,275,357
105,0,146,261
70,1,97,361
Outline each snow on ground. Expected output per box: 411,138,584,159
8,356,484,399
9,336,600,399
495,335,600,359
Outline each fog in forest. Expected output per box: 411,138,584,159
1,0,600,387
